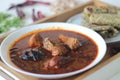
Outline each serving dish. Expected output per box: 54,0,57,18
0,22,106,79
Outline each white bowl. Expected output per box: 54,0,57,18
0,22,106,79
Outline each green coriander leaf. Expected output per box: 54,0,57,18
0,13,11,22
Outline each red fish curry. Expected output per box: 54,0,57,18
9,29,98,74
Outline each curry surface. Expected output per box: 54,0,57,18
9,30,98,74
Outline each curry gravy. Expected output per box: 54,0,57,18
9,30,98,74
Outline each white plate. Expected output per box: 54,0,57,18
0,22,106,79
66,13,120,43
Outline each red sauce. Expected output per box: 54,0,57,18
9,30,98,74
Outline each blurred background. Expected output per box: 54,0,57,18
0,0,119,34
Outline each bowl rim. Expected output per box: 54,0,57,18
0,22,107,79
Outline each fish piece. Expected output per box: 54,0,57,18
44,57,58,70
43,38,54,51
51,45,68,56
28,33,43,48
44,56,74,70
21,48,49,61
59,35,80,49
43,38,68,56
